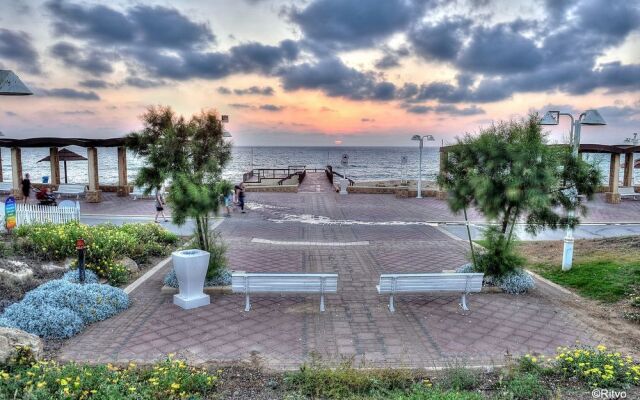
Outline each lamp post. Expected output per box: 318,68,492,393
539,109,606,271
0,70,32,185
411,134,435,198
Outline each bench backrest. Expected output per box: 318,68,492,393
56,185,86,193
232,272,338,294
619,187,636,195
378,273,484,293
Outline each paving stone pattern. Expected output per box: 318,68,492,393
58,179,609,369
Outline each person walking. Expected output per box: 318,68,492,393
224,188,234,217
236,182,246,213
21,173,31,204
154,186,168,223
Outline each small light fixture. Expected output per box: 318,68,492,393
540,111,559,125
411,134,421,141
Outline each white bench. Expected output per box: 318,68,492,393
377,272,484,313
0,182,12,194
232,272,338,312
619,187,639,200
53,184,87,199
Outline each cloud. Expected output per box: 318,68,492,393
228,103,252,109
124,76,165,88
40,88,100,100
279,57,396,101
374,46,410,69
0,29,41,74
361,118,375,122
128,5,215,49
291,0,424,50
404,103,485,115
259,104,284,111
61,110,95,115
79,79,109,89
409,18,471,62
50,42,115,76
46,0,135,44
5,111,18,117
217,86,232,94
456,24,543,75
233,86,275,96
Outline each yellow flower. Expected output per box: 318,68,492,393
60,378,68,386
171,383,180,390
597,344,607,352
36,381,46,388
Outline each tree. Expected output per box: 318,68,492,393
438,115,601,275
126,106,233,266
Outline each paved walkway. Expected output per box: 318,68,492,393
57,190,608,369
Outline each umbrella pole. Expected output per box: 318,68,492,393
64,161,68,184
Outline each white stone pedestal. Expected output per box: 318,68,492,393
339,178,349,195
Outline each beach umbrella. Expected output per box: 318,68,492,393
37,148,87,184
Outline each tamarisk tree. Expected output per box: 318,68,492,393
438,115,601,274
127,106,233,254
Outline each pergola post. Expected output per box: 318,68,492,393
10,147,23,199
116,146,129,197
49,147,61,186
86,147,102,203
606,153,621,204
623,152,634,188
437,148,448,200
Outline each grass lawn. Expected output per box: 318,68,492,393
517,236,640,302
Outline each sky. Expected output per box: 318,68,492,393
0,0,638,146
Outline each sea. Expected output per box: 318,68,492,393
0,146,632,186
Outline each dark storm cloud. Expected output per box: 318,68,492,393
374,46,410,69
50,42,115,76
259,104,284,111
279,57,396,101
232,86,275,96
409,18,471,62
124,77,165,88
128,5,215,49
291,0,425,50
404,104,485,116
46,0,135,43
79,79,109,89
230,40,299,74
456,24,543,75
0,29,41,74
40,88,100,100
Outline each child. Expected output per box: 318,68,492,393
154,187,168,223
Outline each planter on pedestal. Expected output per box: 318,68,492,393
172,249,210,310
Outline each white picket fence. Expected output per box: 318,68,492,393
15,202,81,226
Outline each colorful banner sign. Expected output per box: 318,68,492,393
5,196,16,231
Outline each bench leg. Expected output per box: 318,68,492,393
244,293,251,312
388,294,395,313
460,293,469,312
320,294,325,312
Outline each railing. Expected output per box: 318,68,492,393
16,202,80,226
325,165,354,186
243,166,310,184
277,169,307,185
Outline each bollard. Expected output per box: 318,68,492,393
76,238,86,283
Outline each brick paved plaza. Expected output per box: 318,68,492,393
55,174,615,369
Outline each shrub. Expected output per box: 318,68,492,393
0,302,84,338
392,385,483,400
163,268,231,288
284,360,414,399
474,227,525,277
62,269,99,284
439,365,479,391
0,279,129,338
204,231,228,280
498,269,535,294
13,222,178,285
0,355,218,399
500,372,549,400
455,263,477,273
631,295,640,308
554,345,640,388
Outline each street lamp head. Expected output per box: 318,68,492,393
580,109,606,125
223,129,232,138
0,70,32,95
540,111,559,125
411,134,421,141
423,134,435,141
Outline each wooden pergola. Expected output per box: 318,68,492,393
439,143,638,204
0,137,129,203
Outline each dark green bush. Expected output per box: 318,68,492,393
474,226,525,277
